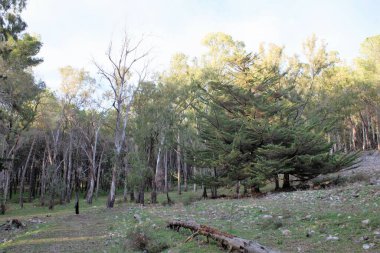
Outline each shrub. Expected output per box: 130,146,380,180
182,193,201,206
126,225,169,253
259,217,283,230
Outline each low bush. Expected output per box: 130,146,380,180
126,225,169,253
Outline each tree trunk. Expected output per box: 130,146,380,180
164,150,168,194
202,186,207,199
130,189,135,202
40,152,47,206
152,136,164,204
28,158,36,202
95,151,103,200
19,140,35,208
211,186,217,198
75,191,79,214
66,133,73,203
177,133,181,195
352,124,357,150
86,127,99,204
107,165,117,208
236,181,240,198
282,173,291,190
123,177,128,203
274,175,280,191
138,184,144,205
86,176,95,204
377,120,380,150
183,162,188,192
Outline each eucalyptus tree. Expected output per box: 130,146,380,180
354,35,380,150
94,35,148,208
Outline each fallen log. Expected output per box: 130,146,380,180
168,220,280,253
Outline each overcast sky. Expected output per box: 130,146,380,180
23,0,379,90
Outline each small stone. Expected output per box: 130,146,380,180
133,214,142,224
369,178,380,185
277,216,283,219
361,219,370,226
281,229,291,236
374,231,380,241
306,230,315,237
360,235,369,241
261,215,273,219
362,243,375,250
326,235,339,241
305,214,312,220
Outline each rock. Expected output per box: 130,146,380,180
28,218,44,224
306,230,315,237
277,216,283,219
302,214,312,221
281,229,291,236
261,214,273,219
133,214,142,224
360,235,369,241
326,235,339,241
374,231,380,241
369,178,380,185
361,219,370,226
362,243,375,250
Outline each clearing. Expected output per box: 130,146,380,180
0,154,379,253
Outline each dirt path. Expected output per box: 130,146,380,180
1,207,123,253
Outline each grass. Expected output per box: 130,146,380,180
0,184,379,252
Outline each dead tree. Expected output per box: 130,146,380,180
94,34,149,208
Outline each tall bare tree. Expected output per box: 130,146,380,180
94,35,148,208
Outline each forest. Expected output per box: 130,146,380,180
0,1,379,253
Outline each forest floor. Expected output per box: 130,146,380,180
0,153,380,253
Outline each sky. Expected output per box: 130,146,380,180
23,0,380,90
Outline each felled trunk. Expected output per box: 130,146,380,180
168,220,280,253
